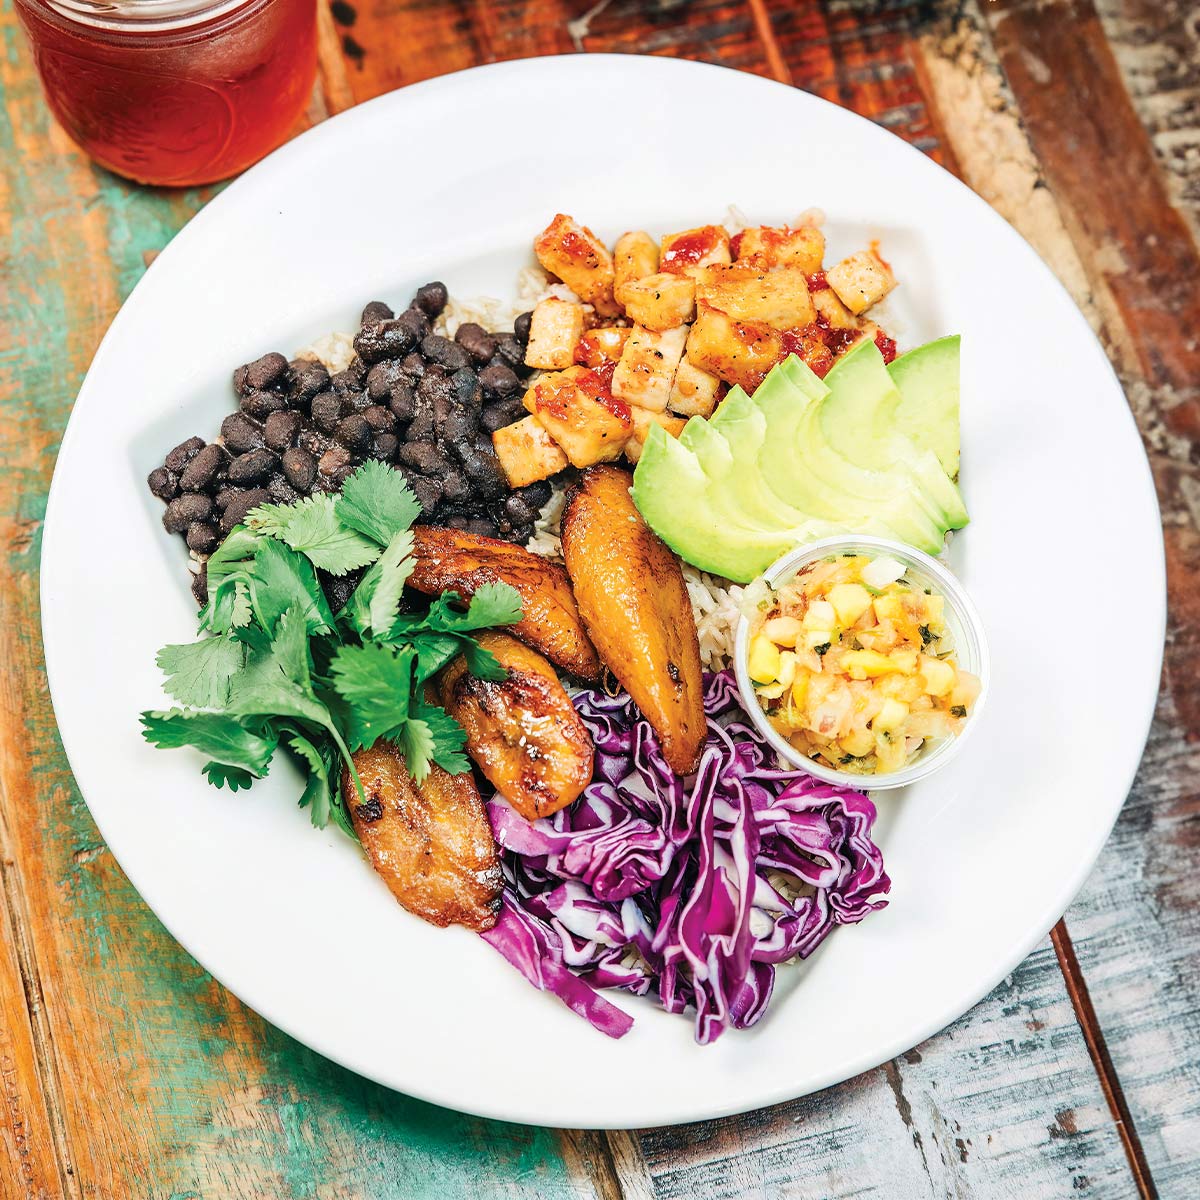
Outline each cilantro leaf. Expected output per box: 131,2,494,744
335,461,420,547
140,709,277,777
156,635,245,709
396,701,469,782
328,642,416,751
202,762,256,791
341,529,414,637
249,537,334,635
247,494,380,575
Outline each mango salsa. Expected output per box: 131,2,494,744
746,554,979,775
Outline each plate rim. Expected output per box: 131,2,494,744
40,53,1167,1129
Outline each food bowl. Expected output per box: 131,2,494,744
733,534,990,791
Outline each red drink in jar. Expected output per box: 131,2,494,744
15,0,317,187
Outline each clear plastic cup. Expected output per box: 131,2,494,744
733,534,990,790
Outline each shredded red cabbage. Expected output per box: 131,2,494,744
480,670,890,1043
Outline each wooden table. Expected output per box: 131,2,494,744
1,1,1197,1196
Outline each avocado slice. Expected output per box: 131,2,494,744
888,334,961,477
631,425,818,581
820,339,968,529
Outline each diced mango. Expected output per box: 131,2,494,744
828,582,873,627
919,656,956,697
748,636,781,684
761,616,803,647
873,698,909,734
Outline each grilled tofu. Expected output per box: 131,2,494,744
614,230,660,305
534,214,620,316
492,415,569,488
437,632,594,822
733,224,824,273
625,407,687,463
611,325,688,413
696,263,815,330
617,272,696,331
667,354,721,418
343,741,501,932
409,524,602,682
685,302,783,393
522,366,633,468
659,225,731,279
826,249,896,314
560,465,705,776
525,298,585,369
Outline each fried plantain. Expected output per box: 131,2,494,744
409,525,602,683
560,465,706,776
437,632,594,822
343,741,502,932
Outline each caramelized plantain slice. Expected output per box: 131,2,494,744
343,741,502,932
437,632,594,822
409,525,602,683
560,465,706,776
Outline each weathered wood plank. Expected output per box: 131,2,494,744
0,17,583,1198
638,942,1136,1199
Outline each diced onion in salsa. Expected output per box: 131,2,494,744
746,554,980,774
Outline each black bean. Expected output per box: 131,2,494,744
398,441,448,476
163,492,212,533
227,448,279,485
179,443,227,492
361,300,394,325
311,392,343,433
221,412,264,453
335,414,372,453
370,432,399,461
287,359,330,408
414,281,448,317
513,311,533,343
186,521,219,554
493,336,525,370
480,398,526,433
297,427,328,456
268,475,301,505
319,444,352,478
388,383,416,424
220,487,270,535
363,405,396,432
241,389,288,419
441,467,470,502
164,436,206,473
455,322,497,365
479,363,520,396
366,360,407,401
395,306,429,344
281,447,318,492
421,334,471,371
398,352,426,382
450,367,483,410
460,443,508,500
264,409,303,451
354,319,417,365
191,563,209,606
147,467,179,501
241,352,289,392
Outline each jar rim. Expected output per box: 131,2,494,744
34,0,255,31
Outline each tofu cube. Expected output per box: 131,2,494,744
611,325,689,413
613,230,659,302
696,264,815,330
525,298,585,369
667,355,721,418
574,325,631,368
533,213,620,316
685,302,783,393
733,225,824,273
522,367,632,468
617,272,696,331
826,250,896,314
659,225,731,279
811,284,860,330
625,407,688,463
492,415,569,487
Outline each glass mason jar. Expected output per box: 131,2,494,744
14,0,317,187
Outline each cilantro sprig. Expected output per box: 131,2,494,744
141,463,522,836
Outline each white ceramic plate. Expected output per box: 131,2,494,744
41,56,1165,1129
